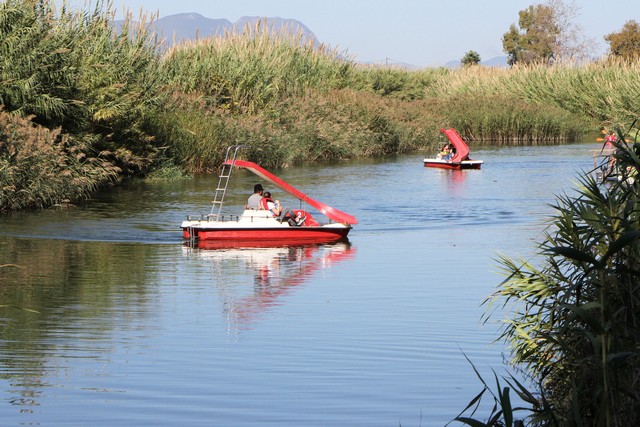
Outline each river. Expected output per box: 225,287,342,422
0,141,601,426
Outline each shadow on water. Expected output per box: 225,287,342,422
0,180,191,244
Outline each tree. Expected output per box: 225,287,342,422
546,0,592,62
460,50,481,67
502,0,592,66
502,4,558,65
605,20,640,60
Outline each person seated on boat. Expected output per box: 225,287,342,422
604,130,617,149
245,183,263,209
437,144,453,161
261,191,300,225
260,191,283,217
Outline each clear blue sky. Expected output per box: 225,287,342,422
60,0,637,66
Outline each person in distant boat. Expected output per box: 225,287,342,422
438,144,453,161
246,183,263,209
604,130,617,149
602,131,620,175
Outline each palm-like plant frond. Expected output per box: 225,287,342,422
484,129,640,425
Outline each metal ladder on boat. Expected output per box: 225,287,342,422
209,145,247,220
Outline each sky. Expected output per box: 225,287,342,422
59,0,638,67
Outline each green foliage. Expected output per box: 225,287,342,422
0,0,166,176
479,128,640,425
605,20,640,60
0,109,120,210
149,96,240,173
142,163,188,182
461,51,481,67
349,66,451,101
439,94,587,144
502,4,559,65
159,21,354,114
450,354,550,427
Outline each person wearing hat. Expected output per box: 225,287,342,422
246,183,263,209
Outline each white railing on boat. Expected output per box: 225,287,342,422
185,214,241,222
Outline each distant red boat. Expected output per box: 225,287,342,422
423,128,483,170
181,146,357,246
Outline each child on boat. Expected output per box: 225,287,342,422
260,191,283,217
261,191,299,225
437,144,453,161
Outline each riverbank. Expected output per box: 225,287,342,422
2,0,639,212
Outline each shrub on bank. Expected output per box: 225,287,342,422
0,0,166,177
0,111,120,210
157,88,441,171
455,129,640,425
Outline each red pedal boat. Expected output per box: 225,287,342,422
423,128,483,170
181,146,357,246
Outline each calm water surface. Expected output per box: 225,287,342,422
0,143,599,426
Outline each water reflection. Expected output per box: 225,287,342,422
0,237,167,415
0,144,600,426
182,241,356,331
429,168,472,196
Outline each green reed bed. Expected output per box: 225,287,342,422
504,60,640,125
150,95,240,173
0,0,169,209
347,65,593,143
0,110,120,211
349,65,452,100
159,21,355,114
438,94,588,144
161,87,440,171
241,89,439,168
413,61,640,134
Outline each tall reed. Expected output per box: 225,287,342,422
0,0,170,209
399,61,640,129
159,20,354,114
475,131,640,425
0,110,120,210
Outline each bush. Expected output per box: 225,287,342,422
464,126,640,425
0,110,120,210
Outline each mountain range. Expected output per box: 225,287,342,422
141,13,319,47
137,13,506,68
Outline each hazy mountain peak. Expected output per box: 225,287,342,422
142,13,318,46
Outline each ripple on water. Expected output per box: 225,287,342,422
0,143,598,426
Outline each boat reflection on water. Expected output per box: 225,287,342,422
182,239,356,330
